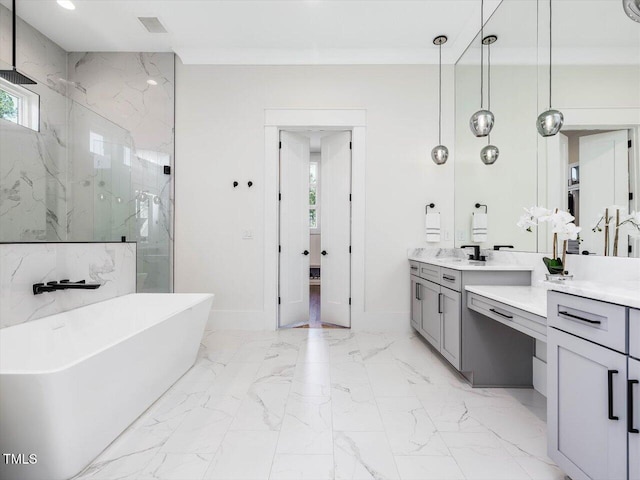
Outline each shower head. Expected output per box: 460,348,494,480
0,0,37,85
0,69,37,85
623,0,640,22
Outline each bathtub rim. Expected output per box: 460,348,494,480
0,293,214,375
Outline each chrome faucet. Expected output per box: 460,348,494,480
461,245,486,262
33,279,101,295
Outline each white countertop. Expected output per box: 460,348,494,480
550,280,640,309
465,285,549,318
409,256,535,272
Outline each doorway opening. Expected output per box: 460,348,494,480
278,130,352,329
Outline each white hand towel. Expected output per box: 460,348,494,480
425,212,441,242
472,213,488,242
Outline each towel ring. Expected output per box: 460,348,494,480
426,203,436,214
475,203,488,214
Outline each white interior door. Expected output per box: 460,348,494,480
579,130,629,256
279,131,311,327
320,131,352,327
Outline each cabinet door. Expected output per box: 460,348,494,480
440,287,461,370
548,327,627,480
410,275,422,331
420,280,441,351
631,358,640,480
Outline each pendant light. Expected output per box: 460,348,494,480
469,0,494,137
623,0,640,23
431,35,449,165
537,0,564,137
480,35,499,165
0,0,36,85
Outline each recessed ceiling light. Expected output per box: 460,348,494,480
147,79,158,86
57,0,76,10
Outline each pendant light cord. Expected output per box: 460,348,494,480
549,0,553,109
12,0,16,67
487,40,491,144
438,42,442,145
480,0,484,109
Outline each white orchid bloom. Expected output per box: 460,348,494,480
516,214,537,232
556,223,581,241
525,206,551,219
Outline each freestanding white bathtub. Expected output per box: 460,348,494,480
0,293,214,480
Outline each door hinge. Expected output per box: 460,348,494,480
630,245,633,254
349,245,352,253
349,141,352,150
279,245,281,253
349,194,352,201
278,297,281,305
629,139,633,148
279,193,282,201
349,297,351,305
630,192,634,201
279,141,282,149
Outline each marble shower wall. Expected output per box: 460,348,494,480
0,4,175,293
0,242,136,329
67,53,175,293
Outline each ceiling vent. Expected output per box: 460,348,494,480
138,17,168,34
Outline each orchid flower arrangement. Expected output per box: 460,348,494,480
517,206,582,275
592,206,640,256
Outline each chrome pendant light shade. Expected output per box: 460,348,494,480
536,109,564,137
537,0,563,137
431,145,449,165
480,144,499,165
623,0,640,22
431,35,449,165
470,109,495,138
469,0,495,138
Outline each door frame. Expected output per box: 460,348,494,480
264,109,366,330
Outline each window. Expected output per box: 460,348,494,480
309,162,320,232
0,78,39,131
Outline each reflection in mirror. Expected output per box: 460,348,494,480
454,0,640,257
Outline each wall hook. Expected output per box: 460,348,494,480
425,203,436,213
248,181,253,188
233,181,239,188
475,203,488,213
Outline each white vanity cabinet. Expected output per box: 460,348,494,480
630,356,640,480
548,291,632,480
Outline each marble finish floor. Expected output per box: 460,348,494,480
74,329,563,480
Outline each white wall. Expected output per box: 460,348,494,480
175,63,455,330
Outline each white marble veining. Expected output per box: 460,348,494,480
548,280,640,309
0,242,136,329
465,285,550,318
408,248,535,272
73,328,562,480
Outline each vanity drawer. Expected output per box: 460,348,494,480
409,261,421,277
467,292,547,341
631,308,640,360
440,268,461,292
419,263,440,283
548,291,627,353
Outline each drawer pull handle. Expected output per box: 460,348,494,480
608,370,619,421
442,275,456,282
411,266,418,270
438,293,443,314
558,311,601,325
490,308,513,319
416,284,422,301
629,379,639,434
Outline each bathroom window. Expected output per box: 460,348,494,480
309,162,320,232
0,78,39,131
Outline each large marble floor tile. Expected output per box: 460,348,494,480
334,431,400,480
140,453,213,480
394,455,465,480
291,361,332,397
269,454,334,480
331,382,384,432
277,396,333,454
204,430,279,480
229,382,291,431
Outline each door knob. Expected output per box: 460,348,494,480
321,250,327,256
302,250,309,255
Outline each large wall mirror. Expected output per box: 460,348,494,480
454,0,640,258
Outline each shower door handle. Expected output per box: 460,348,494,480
321,250,328,256
302,250,309,255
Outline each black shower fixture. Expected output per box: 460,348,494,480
0,0,37,85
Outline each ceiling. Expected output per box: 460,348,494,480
4,0,502,65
